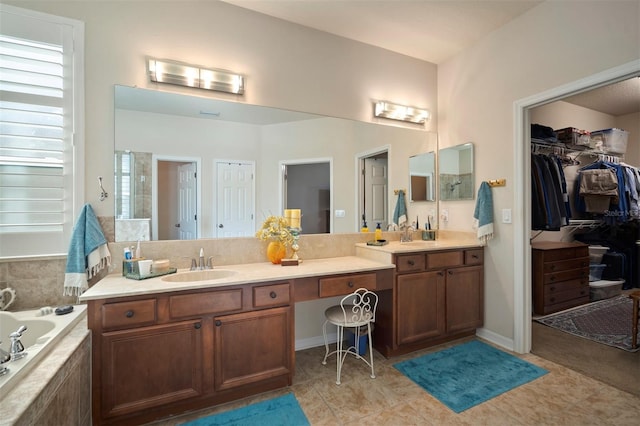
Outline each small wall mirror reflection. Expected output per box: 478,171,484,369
439,142,474,200
409,151,435,202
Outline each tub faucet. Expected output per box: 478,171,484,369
9,325,27,360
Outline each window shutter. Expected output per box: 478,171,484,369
0,5,83,257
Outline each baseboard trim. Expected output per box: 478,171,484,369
476,327,515,352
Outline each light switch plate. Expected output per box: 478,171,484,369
502,208,512,224
335,209,345,218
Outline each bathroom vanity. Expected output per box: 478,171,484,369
81,257,394,425
81,240,483,425
356,240,484,357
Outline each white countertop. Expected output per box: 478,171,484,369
79,256,395,301
355,239,483,254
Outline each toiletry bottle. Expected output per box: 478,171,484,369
361,220,368,233
135,240,141,259
375,223,382,241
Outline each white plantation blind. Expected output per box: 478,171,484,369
0,5,84,257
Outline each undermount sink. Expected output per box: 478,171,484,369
161,269,237,283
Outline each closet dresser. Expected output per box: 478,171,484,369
532,241,590,315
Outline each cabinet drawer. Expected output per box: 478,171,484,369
253,283,290,308
169,289,243,319
426,251,464,269
544,278,588,296
319,273,376,298
396,254,425,273
464,249,484,265
544,283,589,305
545,247,587,261
543,268,588,284
102,299,157,330
543,257,589,273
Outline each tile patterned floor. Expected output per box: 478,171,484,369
149,337,640,425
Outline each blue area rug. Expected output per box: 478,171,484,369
181,393,309,426
394,340,548,413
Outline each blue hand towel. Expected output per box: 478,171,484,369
393,190,408,226
473,182,494,244
64,204,111,296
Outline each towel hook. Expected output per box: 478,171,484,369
98,176,108,201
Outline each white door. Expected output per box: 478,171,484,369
363,157,388,230
216,162,255,237
177,162,197,240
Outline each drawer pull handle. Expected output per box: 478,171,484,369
194,323,201,329
550,286,555,291
348,281,354,288
270,291,277,299
408,260,415,266
550,297,555,303
448,270,454,275
549,276,556,282
438,271,444,276
125,310,134,318
215,320,222,327
472,254,478,259
550,265,556,271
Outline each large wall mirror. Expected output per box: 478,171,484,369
439,142,474,200
114,85,437,242
409,151,435,202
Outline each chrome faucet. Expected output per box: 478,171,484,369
191,249,213,270
400,225,415,242
9,325,27,360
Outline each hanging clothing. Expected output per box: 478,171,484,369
531,153,569,231
575,161,630,224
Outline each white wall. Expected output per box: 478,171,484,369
3,0,438,219
438,0,640,343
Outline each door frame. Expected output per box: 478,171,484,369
152,155,202,241
356,145,390,232
213,159,256,238
513,59,640,354
279,158,333,233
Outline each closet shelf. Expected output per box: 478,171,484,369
531,138,623,162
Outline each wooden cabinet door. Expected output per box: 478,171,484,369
446,265,484,333
396,270,445,345
213,307,292,391
100,320,203,419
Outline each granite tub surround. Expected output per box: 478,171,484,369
0,316,91,426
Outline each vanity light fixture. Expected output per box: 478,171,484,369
373,101,430,124
148,58,245,95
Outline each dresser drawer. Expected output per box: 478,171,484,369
102,299,157,330
169,288,243,319
319,273,376,297
396,254,425,273
464,249,484,265
544,284,589,305
543,257,589,273
253,282,290,308
426,250,464,269
543,267,589,284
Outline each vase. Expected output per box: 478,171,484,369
266,241,287,264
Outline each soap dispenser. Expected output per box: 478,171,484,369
361,217,368,233
375,223,382,241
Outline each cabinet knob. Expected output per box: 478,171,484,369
437,271,444,276
549,275,556,282
194,323,201,329
550,265,556,271
125,310,134,318
448,270,454,275
472,254,479,259
550,286,555,292
270,291,277,299
347,281,354,288
550,297,555,303
215,320,222,327
408,260,415,266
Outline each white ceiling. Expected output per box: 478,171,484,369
222,0,640,116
